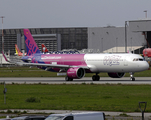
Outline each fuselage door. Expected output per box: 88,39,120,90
124,56,128,66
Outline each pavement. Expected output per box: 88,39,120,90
1,77,151,85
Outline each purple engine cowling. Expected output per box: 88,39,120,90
67,67,85,79
108,72,125,78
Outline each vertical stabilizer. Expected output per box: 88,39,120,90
15,44,19,55
23,29,40,56
41,44,49,53
15,44,21,54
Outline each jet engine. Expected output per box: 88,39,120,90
67,67,85,79
108,72,125,78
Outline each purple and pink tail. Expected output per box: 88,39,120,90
23,29,40,56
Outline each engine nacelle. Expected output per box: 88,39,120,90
108,72,125,78
67,67,85,79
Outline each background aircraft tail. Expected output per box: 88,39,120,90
15,44,19,55
15,44,27,56
23,29,41,56
41,44,49,53
15,44,21,55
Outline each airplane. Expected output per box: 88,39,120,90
41,44,49,53
15,44,27,56
3,29,149,81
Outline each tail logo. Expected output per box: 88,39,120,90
43,47,46,51
23,29,41,56
25,36,39,55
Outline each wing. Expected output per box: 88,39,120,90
15,62,89,69
2,51,10,62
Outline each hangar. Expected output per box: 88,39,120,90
0,28,87,55
0,19,151,56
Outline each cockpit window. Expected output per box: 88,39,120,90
139,58,144,61
133,58,144,61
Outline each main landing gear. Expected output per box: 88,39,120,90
65,76,73,81
130,72,135,81
92,73,100,81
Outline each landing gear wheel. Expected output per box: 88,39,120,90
130,72,135,81
131,77,135,81
92,75,100,81
92,76,96,81
69,78,73,81
65,76,73,81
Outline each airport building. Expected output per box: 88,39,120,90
0,28,87,55
0,19,151,56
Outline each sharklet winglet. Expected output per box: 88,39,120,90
2,51,10,62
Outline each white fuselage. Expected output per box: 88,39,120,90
84,53,149,73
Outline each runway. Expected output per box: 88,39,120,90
0,77,151,84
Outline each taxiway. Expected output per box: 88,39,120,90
0,77,151,84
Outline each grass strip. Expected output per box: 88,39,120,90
0,84,151,112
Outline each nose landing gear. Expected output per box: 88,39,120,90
130,72,135,81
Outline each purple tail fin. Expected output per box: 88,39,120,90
23,29,40,56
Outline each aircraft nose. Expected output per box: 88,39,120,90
141,61,149,70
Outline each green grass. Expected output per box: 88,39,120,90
0,84,151,112
0,66,150,77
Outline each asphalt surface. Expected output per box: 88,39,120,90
0,77,151,84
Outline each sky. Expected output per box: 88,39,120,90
0,0,151,29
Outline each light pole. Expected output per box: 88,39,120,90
0,16,5,53
101,38,103,53
116,38,118,53
3,81,7,104
125,21,127,53
144,10,147,18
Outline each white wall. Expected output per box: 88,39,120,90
88,27,145,53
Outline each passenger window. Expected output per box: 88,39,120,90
133,58,144,61
64,116,73,120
